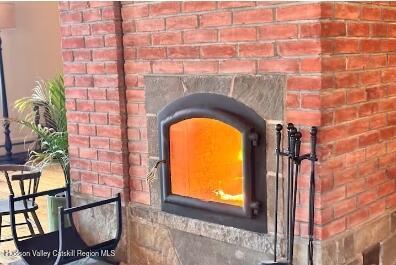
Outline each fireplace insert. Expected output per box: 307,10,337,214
158,93,267,232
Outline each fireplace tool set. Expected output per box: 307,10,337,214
262,123,318,265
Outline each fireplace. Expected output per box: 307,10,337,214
158,93,267,232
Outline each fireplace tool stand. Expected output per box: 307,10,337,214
261,123,317,265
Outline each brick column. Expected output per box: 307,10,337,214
59,1,129,200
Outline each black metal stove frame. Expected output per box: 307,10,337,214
157,93,267,232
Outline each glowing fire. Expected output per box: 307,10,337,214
213,189,243,203
169,118,244,207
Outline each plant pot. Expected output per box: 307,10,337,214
47,192,69,232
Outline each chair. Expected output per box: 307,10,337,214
9,183,122,265
0,164,43,242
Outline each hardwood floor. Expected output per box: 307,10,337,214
0,164,65,264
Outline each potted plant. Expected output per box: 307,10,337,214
14,75,69,231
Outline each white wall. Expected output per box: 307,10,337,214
0,2,63,155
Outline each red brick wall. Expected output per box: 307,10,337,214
59,1,129,201
60,1,396,241
314,2,396,239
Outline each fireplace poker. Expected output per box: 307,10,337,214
287,126,297,263
285,123,294,261
289,131,302,264
273,124,283,262
308,127,318,265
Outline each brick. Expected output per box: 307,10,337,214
219,60,256,74
277,4,321,21
183,61,218,74
334,197,356,218
278,40,321,56
335,107,357,123
347,209,369,228
347,89,367,104
67,112,89,123
200,12,231,28
66,88,87,99
335,72,359,88
258,24,297,40
301,94,321,109
90,137,110,149
135,18,165,32
371,23,388,37
321,187,346,208
259,59,299,73
167,46,199,58
219,27,256,42
366,86,385,100
219,1,255,9
347,22,369,37
69,135,89,146
239,43,274,57
382,68,396,82
76,99,95,111
71,24,90,36
322,57,346,72
300,23,321,38
360,70,381,85
152,61,183,73
166,15,197,30
233,9,273,24
201,45,236,58
361,39,381,52
79,148,98,159
359,131,380,147
91,22,120,35
322,22,346,37
287,76,322,90
182,2,216,12
137,47,166,59
378,181,395,197
152,32,182,45
149,2,180,16
81,171,98,184
361,6,381,20
301,57,321,72
82,9,101,22
383,9,396,21
319,218,346,240
125,61,151,73
286,93,299,108
286,111,321,126
183,29,217,43
99,174,124,188
334,3,360,19
369,200,386,218
381,39,396,52
122,4,148,19
334,39,359,53
124,33,151,46
85,36,104,48
62,37,84,49
61,11,82,24
92,49,119,61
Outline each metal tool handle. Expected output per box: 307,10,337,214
289,127,297,158
310,127,317,160
276,124,282,153
294,132,302,158
287,123,294,153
